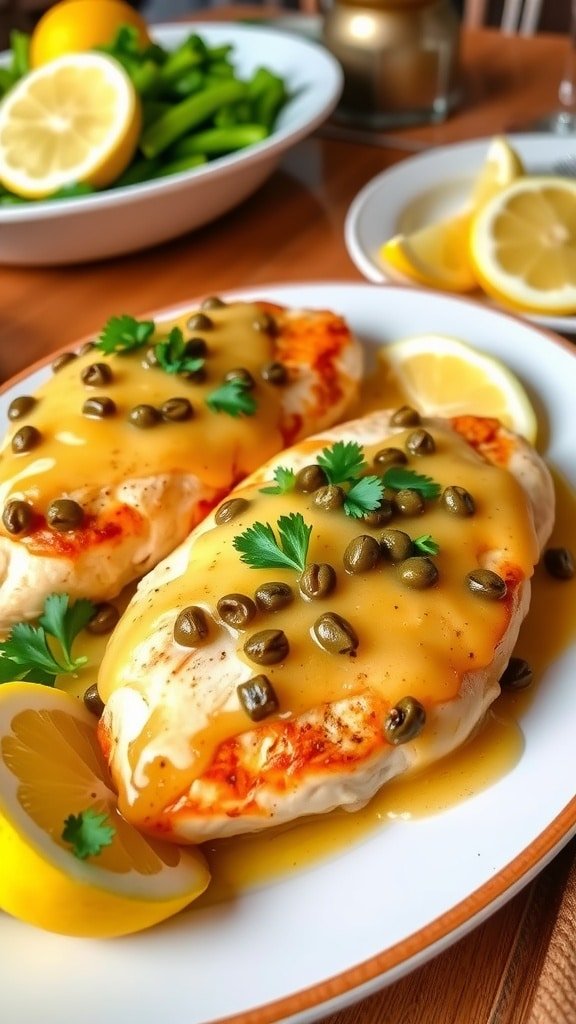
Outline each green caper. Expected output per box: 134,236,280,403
253,311,278,335
373,447,408,470
261,361,288,385
180,365,207,384
2,500,33,535
406,428,435,456
255,582,294,613
86,602,120,635
379,529,413,562
343,534,381,574
83,683,105,718
128,404,161,429
313,484,346,512
390,405,421,427
543,546,575,581
298,562,337,601
8,395,36,421
160,397,194,422
82,396,116,419
362,498,394,527
184,337,208,359
186,312,213,331
237,675,279,721
142,346,159,369
78,341,95,356
12,425,42,454
397,556,439,589
200,296,226,310
217,593,257,629
47,498,84,531
442,485,475,517
215,497,250,525
294,464,328,493
384,696,426,745
51,351,77,373
173,606,210,646
313,612,358,655
466,568,507,600
244,629,289,665
500,657,533,691
81,362,113,387
224,367,255,390
394,488,424,517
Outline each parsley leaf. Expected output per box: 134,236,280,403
154,326,205,375
0,593,95,686
344,476,384,518
413,534,440,555
317,441,367,485
206,379,257,417
382,466,441,499
260,465,296,495
233,513,312,572
62,809,116,860
97,314,155,355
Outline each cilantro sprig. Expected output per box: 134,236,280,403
260,465,296,495
206,379,257,418
62,809,116,860
382,466,441,499
317,441,367,485
0,594,96,686
233,513,312,573
413,534,440,555
154,326,205,375
97,314,155,355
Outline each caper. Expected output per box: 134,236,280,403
142,346,159,369
394,488,424,517
83,683,105,718
313,484,346,512
397,556,439,589
313,612,358,655
2,500,33,535
12,425,42,454
160,397,194,422
186,312,213,331
253,311,278,335
362,498,394,527
442,485,475,517
173,606,210,646
543,546,575,581
224,367,255,390
299,562,337,601
373,447,408,470
215,497,250,525
343,534,381,574
255,581,294,613
390,405,421,427
78,341,95,356
466,568,507,600
261,361,288,385
86,602,120,635
51,351,77,373
500,657,533,691
384,696,426,745
406,428,435,456
244,629,289,665
128,404,161,429
184,337,208,359
379,529,414,562
47,498,84,531
294,464,328,493
200,295,226,310
8,395,36,420
237,675,279,721
180,365,207,384
82,396,116,419
217,593,257,629
81,362,113,387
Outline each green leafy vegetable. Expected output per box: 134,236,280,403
260,465,296,495
344,476,384,519
97,314,155,355
206,379,257,417
317,441,367,486
382,466,441,499
0,594,95,686
233,513,312,572
62,809,116,860
413,534,440,555
155,326,205,375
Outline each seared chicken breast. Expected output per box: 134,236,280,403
0,299,362,628
98,410,554,843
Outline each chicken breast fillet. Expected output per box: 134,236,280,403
98,410,554,843
0,299,362,629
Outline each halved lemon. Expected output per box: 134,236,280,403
0,52,141,199
469,176,576,315
377,333,538,443
0,682,209,937
30,0,151,68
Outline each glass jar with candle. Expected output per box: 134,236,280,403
323,0,461,128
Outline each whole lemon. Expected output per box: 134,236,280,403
30,0,151,68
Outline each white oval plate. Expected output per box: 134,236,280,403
344,133,576,334
0,23,342,266
0,282,575,1024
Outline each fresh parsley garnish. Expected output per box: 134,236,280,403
260,465,296,495
155,326,205,375
344,476,384,519
206,379,257,418
233,513,312,572
382,466,441,499
97,314,155,354
62,809,116,860
413,534,440,555
0,593,96,686
317,441,367,485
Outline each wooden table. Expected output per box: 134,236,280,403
1,15,575,1024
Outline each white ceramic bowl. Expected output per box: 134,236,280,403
0,22,343,266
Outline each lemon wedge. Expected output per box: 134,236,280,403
0,53,141,199
378,333,538,443
469,175,576,315
0,682,210,937
30,0,151,68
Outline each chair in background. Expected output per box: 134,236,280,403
463,0,544,33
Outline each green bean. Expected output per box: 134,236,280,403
171,124,268,156
169,69,206,100
140,79,250,158
151,154,207,178
9,30,29,78
114,156,161,188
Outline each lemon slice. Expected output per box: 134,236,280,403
30,0,151,68
0,682,210,937
469,176,576,315
378,333,538,443
0,53,141,199
470,135,525,208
